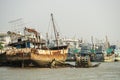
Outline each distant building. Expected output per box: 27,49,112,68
0,33,11,47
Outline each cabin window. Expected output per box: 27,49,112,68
18,38,22,42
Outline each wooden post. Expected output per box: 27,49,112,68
50,59,56,68
22,53,24,68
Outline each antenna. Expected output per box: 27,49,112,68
8,18,25,34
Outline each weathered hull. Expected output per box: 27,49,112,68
104,54,115,62
31,48,68,67
0,54,31,67
4,46,68,67
1,48,31,67
115,57,120,61
6,48,31,60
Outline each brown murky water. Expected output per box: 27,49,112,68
0,62,120,80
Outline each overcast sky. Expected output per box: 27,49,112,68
0,0,120,43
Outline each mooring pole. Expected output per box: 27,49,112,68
22,53,24,68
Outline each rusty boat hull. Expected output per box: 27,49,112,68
1,48,31,67
104,54,115,62
31,46,68,67
3,46,68,67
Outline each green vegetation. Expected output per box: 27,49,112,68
0,42,3,53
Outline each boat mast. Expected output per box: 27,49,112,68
105,36,110,49
91,36,94,50
51,13,59,47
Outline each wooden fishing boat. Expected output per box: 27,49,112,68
103,36,115,62
75,54,101,68
104,54,115,62
4,37,68,67
2,13,69,67
30,13,68,67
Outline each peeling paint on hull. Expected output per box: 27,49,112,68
31,48,68,67
2,46,68,67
